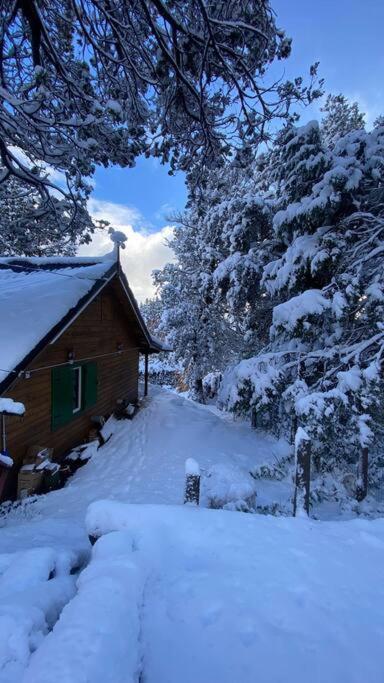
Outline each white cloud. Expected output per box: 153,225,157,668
154,202,178,222
79,198,174,302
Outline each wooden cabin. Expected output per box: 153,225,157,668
0,255,163,500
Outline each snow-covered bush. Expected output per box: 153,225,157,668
250,454,293,481
203,463,257,512
202,372,222,400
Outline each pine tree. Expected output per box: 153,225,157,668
224,119,384,498
155,151,277,400
140,298,164,339
321,94,365,148
154,216,237,402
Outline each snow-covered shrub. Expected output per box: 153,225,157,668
203,463,257,512
202,371,222,400
251,453,293,481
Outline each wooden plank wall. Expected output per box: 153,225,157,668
2,280,140,499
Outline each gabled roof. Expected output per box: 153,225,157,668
0,255,165,395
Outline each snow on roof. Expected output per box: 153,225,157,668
0,256,115,386
148,335,173,352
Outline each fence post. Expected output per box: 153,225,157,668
293,427,311,516
184,458,200,505
356,446,369,502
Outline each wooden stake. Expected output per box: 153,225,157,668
184,458,200,505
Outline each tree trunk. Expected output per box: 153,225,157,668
251,408,257,429
290,415,298,446
356,447,369,502
293,427,311,516
192,378,205,403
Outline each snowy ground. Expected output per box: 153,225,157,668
1,387,384,682
1,386,292,550
20,503,384,683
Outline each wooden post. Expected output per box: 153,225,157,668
356,446,369,502
144,353,149,397
184,458,200,505
293,427,311,516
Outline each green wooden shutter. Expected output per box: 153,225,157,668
83,362,98,409
51,366,73,430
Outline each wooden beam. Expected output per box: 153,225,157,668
144,353,149,397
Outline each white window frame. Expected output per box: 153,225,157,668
72,366,82,414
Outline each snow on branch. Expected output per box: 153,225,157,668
0,0,322,235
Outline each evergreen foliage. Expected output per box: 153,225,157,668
157,96,384,498
321,94,365,148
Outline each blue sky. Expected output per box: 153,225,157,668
273,0,384,125
86,0,384,300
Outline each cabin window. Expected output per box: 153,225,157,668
51,362,98,431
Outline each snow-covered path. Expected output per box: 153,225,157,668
0,387,290,681
1,386,290,553
2,388,384,683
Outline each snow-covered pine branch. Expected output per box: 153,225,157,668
0,0,321,246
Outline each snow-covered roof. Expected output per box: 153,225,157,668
0,255,165,394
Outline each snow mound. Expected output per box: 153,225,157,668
24,502,384,683
185,458,200,476
23,532,145,683
0,546,84,682
203,463,256,511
